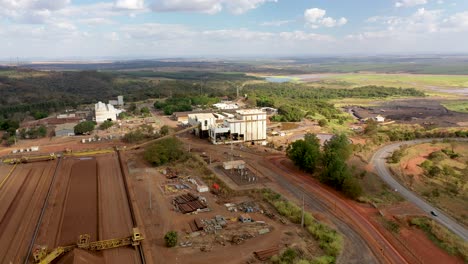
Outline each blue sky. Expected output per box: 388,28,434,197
0,0,467,59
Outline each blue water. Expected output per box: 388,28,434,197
265,77,292,83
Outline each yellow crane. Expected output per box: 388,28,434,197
33,228,143,264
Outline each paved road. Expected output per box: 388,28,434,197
371,138,468,241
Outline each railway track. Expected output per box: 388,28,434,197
23,157,62,264
116,150,146,264
267,156,410,264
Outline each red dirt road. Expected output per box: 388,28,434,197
0,161,56,264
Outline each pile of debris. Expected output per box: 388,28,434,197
173,193,207,214
254,247,280,261
163,167,179,179
225,201,261,213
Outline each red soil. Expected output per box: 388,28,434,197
57,159,98,245
399,228,463,264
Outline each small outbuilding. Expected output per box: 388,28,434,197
223,160,246,170
197,185,209,193
375,115,385,122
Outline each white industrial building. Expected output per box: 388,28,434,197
95,101,122,123
109,95,124,106
188,113,217,138
213,102,238,110
188,109,267,144
209,109,267,144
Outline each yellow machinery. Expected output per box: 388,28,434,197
7,153,57,164
33,228,143,264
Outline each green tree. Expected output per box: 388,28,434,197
364,119,378,135
5,136,16,146
99,120,114,130
144,137,186,166
32,111,48,120
287,133,321,173
320,155,351,189
318,119,328,127
123,130,146,143
164,231,178,247
37,125,47,137
74,121,95,135
160,125,169,136
321,134,362,199
141,106,150,116
322,134,352,163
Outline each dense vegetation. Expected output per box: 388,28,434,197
0,68,238,120
153,96,219,115
99,120,114,130
144,137,187,166
247,83,423,123
164,231,178,247
74,121,96,135
18,125,47,139
122,71,259,81
287,134,362,199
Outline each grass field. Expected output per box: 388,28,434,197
441,101,468,113
322,74,468,89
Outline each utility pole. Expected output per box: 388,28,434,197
301,192,305,228
149,183,152,211
148,169,152,211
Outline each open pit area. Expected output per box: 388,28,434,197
349,99,468,127
0,152,143,264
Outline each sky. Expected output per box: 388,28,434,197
0,0,467,59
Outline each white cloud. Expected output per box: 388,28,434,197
304,8,326,23
395,0,427,8
304,8,347,28
442,11,468,31
115,0,145,10
150,0,276,14
150,0,222,14
224,0,277,15
260,20,292,26
80,18,115,26
0,0,71,23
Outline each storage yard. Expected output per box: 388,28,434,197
0,152,144,264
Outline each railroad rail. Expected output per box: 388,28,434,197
116,150,146,264
23,157,62,264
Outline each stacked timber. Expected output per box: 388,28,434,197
173,193,207,214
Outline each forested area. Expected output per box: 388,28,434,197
248,83,424,122
287,133,362,199
154,96,219,115
0,68,240,120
